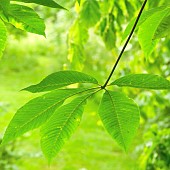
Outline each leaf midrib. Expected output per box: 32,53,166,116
8,7,43,33
12,89,96,137
48,90,100,158
27,81,98,90
106,90,126,150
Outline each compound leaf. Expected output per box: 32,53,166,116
23,71,99,93
0,19,7,58
40,91,95,162
12,0,65,9
99,90,140,151
111,74,170,90
0,4,45,36
1,88,89,145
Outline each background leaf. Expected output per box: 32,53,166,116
68,43,85,71
154,14,170,39
68,17,89,70
1,88,90,145
138,8,170,57
40,91,95,162
0,19,7,59
77,0,81,5
23,71,99,93
99,90,140,151
80,0,101,28
111,74,170,90
0,4,45,36
122,5,169,42
103,25,116,50
12,0,65,9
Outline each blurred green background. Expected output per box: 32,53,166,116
0,1,170,170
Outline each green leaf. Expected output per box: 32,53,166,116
0,4,45,36
111,74,170,90
77,0,81,5
0,0,10,10
125,0,135,18
99,90,140,151
11,0,66,9
69,20,89,45
154,14,170,39
103,25,116,50
68,20,89,70
40,91,95,162
0,19,7,59
0,0,10,20
122,5,169,42
68,43,85,71
1,88,90,145
80,0,101,28
138,8,170,57
23,71,99,93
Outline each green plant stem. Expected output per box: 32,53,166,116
102,0,148,89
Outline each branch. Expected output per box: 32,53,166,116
102,0,148,89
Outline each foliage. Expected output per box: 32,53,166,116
0,0,170,166
139,118,170,170
68,0,170,69
0,137,19,170
1,70,170,162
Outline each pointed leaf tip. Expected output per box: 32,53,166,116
99,90,140,151
111,74,170,90
2,88,90,145
23,71,98,93
40,91,96,161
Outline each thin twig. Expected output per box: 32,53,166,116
102,0,148,89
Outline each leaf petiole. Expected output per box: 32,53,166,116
102,0,148,89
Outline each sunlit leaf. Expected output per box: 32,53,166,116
80,0,101,28
122,5,169,42
23,71,99,93
0,19,7,58
12,0,66,9
68,20,89,70
99,90,140,151
69,20,89,45
138,8,170,57
68,43,85,71
0,4,45,36
1,88,90,145
103,24,116,50
111,74,170,90
154,15,170,39
41,91,96,162
0,0,10,19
